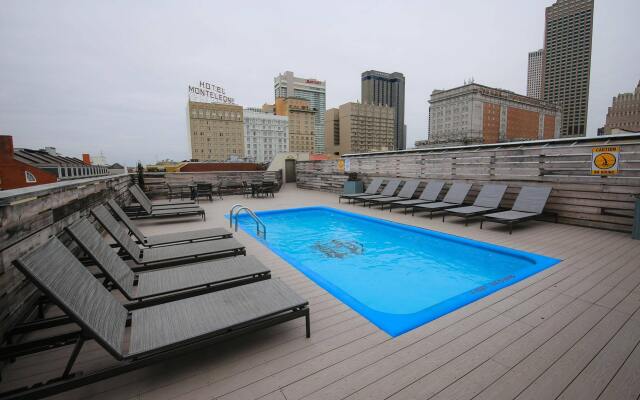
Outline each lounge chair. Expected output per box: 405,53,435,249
129,184,201,210
90,207,245,269
66,219,270,305
8,239,309,399
366,180,421,209
106,199,229,246
131,184,196,206
389,180,446,214
443,184,508,225
411,182,472,218
480,186,554,234
339,177,384,203
126,186,206,220
352,179,402,206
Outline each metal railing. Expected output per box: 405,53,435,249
229,204,267,239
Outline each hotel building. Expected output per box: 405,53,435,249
425,83,561,146
325,102,395,155
274,97,316,153
543,0,594,136
243,108,289,163
274,71,326,153
187,101,244,161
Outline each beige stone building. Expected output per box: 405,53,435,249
603,81,640,134
274,97,316,153
187,101,244,161
324,102,395,155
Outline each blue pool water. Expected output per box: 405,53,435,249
236,207,560,336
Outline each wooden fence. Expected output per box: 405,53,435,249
297,135,640,232
0,174,132,339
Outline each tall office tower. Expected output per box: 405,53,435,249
274,71,326,153
527,49,545,99
603,81,640,134
361,70,406,150
187,101,244,161
543,0,594,137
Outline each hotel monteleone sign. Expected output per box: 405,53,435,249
188,81,235,104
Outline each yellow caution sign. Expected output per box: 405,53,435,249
337,159,345,172
591,146,620,175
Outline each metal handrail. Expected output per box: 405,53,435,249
229,204,246,227
233,206,267,239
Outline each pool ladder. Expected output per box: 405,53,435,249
229,204,267,239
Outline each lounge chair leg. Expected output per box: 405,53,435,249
480,220,484,229
305,309,311,338
465,218,468,227
62,335,85,378
509,223,513,235
430,212,433,220
442,214,445,223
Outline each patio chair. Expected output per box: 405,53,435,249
480,186,554,234
352,179,402,206
105,199,230,246
442,184,508,225
167,184,190,201
389,180,446,214
7,239,309,400
66,219,270,305
90,207,245,270
259,181,276,198
195,182,213,202
366,180,421,209
242,181,252,198
339,177,384,203
411,182,472,218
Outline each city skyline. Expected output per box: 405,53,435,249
1,0,639,166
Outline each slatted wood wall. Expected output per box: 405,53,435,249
0,174,132,339
297,136,640,233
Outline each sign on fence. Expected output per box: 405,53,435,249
591,146,620,175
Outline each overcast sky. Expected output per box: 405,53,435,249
1,0,638,166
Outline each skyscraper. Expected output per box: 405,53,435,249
361,70,406,150
543,0,594,137
274,71,326,153
527,49,544,99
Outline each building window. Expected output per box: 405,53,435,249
25,171,37,183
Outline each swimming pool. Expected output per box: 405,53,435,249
236,207,560,336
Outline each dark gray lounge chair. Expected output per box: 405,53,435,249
126,186,206,220
443,184,508,225
128,185,202,211
339,178,384,203
106,199,230,246
389,180,446,213
353,179,402,206
131,184,196,206
411,182,473,218
367,180,421,209
66,219,270,305
480,186,554,234
90,206,245,269
8,239,308,399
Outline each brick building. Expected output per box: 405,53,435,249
187,101,244,162
0,135,108,190
425,83,562,147
274,97,316,153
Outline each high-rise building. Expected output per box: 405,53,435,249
274,71,326,153
425,83,561,147
243,108,289,163
325,102,395,156
361,70,406,150
274,97,316,153
603,81,640,134
543,0,594,137
527,49,545,99
187,101,244,161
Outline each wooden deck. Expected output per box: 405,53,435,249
2,184,640,400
